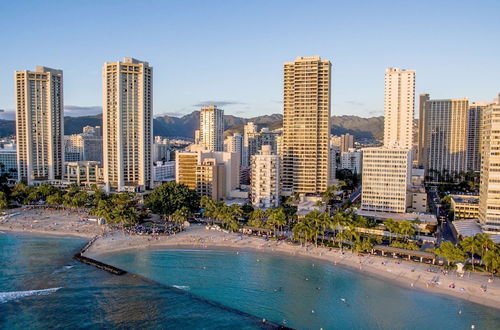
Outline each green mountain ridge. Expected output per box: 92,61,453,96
0,112,384,141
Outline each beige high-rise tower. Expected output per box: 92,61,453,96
102,57,153,192
420,97,469,181
384,68,416,149
478,97,500,234
282,56,331,195
200,105,224,152
15,66,64,185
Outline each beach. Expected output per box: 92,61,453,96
0,207,108,238
2,211,499,311
84,224,500,310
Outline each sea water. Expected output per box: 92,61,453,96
0,233,277,329
99,249,500,330
2,233,500,329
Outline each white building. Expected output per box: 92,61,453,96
153,161,175,183
102,57,153,192
383,68,415,149
152,137,170,162
15,66,64,185
224,133,243,165
361,146,411,213
251,145,280,208
200,105,224,152
340,148,362,174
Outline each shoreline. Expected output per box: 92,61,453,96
84,225,500,311
0,227,95,239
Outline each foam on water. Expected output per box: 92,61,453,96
172,285,190,290
0,287,62,304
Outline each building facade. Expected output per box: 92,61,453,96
0,143,18,178
15,66,64,185
361,147,411,213
383,68,416,149
340,148,362,174
421,97,469,181
251,145,280,208
200,105,224,152
478,101,500,233
340,133,354,153
224,133,243,165
467,103,486,172
102,57,152,192
282,56,331,195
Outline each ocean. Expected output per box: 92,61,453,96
2,232,500,329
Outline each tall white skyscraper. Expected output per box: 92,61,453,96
282,56,331,195
102,57,153,192
200,105,224,152
15,66,64,185
383,68,416,149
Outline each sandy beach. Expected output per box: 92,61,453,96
83,224,500,310
0,207,108,238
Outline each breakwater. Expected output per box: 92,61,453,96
73,236,127,275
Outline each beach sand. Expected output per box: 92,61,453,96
0,207,108,238
84,224,500,310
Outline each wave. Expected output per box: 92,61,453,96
172,285,190,291
0,287,62,304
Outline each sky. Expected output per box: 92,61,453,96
0,0,499,119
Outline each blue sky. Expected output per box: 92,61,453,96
0,0,499,119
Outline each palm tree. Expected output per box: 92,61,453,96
398,220,416,242
483,248,500,274
432,241,467,266
460,236,480,270
475,233,496,264
384,219,398,243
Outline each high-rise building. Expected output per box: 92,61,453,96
224,133,243,165
383,68,416,149
200,105,224,152
242,122,258,167
282,56,331,195
64,126,103,163
102,57,152,192
248,129,279,161
251,145,280,208
420,97,469,180
152,137,170,163
15,66,64,185
340,134,354,153
417,94,430,167
361,146,411,213
478,98,500,234
467,102,487,172
0,142,18,178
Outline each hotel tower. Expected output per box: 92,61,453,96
282,56,331,195
15,66,64,185
383,68,416,149
200,105,224,152
102,57,153,192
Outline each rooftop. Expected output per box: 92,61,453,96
356,210,437,224
450,195,479,205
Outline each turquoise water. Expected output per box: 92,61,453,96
2,233,500,330
99,249,500,330
0,233,279,329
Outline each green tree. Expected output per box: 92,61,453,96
0,191,8,209
432,241,467,266
384,219,399,243
145,182,200,221
460,236,480,270
398,220,416,242
483,248,500,274
267,207,287,236
475,233,496,262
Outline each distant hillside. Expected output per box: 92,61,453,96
0,112,384,141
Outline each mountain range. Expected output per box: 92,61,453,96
0,112,384,141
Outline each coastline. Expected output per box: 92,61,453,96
84,225,500,311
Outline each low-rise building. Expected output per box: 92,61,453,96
65,161,104,187
450,194,479,220
408,186,427,213
0,143,17,178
